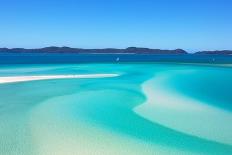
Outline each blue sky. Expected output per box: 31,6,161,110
0,0,232,51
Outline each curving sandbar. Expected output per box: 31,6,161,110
0,74,119,84
134,72,232,145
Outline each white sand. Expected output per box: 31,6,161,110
0,74,119,84
134,72,232,145
29,91,187,155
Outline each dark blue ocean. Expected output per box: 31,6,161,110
0,53,232,64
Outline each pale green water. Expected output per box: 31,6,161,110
0,63,232,155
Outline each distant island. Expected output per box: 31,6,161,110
0,46,232,55
1,46,232,64
0,47,187,54
195,50,232,55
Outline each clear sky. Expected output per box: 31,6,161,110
0,0,232,51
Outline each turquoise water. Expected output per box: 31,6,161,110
0,63,232,155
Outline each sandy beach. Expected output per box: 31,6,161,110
0,74,119,84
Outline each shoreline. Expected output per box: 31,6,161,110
0,74,119,84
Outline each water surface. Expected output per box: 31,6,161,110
0,63,232,155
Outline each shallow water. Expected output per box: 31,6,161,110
0,63,232,155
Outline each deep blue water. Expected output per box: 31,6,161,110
1,53,232,64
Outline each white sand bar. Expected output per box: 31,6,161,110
0,74,119,84
134,72,232,145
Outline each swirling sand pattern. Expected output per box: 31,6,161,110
0,64,232,155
